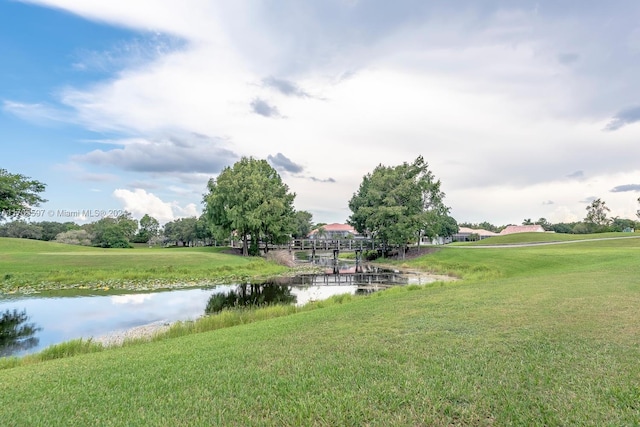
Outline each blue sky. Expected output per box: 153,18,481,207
2,0,640,226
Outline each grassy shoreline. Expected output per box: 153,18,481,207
0,238,294,294
0,292,363,370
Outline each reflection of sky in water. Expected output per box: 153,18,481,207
0,284,360,357
110,294,154,305
291,286,357,306
0,288,223,357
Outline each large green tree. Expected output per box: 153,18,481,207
348,156,450,257
195,215,214,246
437,215,459,239
0,169,46,220
87,213,138,248
134,214,160,243
163,217,198,246
204,157,296,256
584,198,611,232
292,210,314,239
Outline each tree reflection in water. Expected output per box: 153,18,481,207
0,309,40,357
205,283,297,314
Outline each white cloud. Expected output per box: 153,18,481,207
13,1,640,225
71,34,183,73
112,188,199,223
175,203,199,218
2,101,71,124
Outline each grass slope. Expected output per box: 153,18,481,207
1,238,639,425
453,231,638,246
0,238,289,293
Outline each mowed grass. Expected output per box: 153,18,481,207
0,238,289,293
1,237,639,425
452,230,638,246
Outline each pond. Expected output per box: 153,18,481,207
0,263,438,358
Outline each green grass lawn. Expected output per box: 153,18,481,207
0,238,289,293
1,237,639,425
452,230,639,246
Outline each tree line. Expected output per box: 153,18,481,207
461,197,639,236
3,163,639,254
0,214,213,248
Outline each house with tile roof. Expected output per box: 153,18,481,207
499,224,546,235
452,227,499,242
308,223,360,239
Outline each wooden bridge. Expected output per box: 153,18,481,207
231,238,379,260
278,238,377,263
271,238,376,252
230,238,375,251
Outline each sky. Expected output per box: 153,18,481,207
2,0,640,227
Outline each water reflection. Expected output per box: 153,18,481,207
274,267,408,287
0,262,429,358
204,262,408,315
205,283,296,314
0,309,41,357
308,257,367,274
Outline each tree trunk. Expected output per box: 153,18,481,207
242,234,249,256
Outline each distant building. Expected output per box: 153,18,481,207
499,225,546,235
308,223,359,239
452,227,499,242
428,235,454,245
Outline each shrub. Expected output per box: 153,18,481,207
54,229,93,246
364,249,379,261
